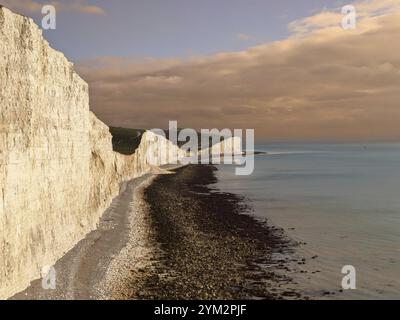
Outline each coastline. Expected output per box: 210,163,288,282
12,164,299,300
12,173,158,300
133,165,299,299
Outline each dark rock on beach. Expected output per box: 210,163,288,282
134,165,299,300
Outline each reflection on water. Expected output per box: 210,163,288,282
215,142,400,299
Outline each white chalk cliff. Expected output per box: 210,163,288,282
0,6,241,299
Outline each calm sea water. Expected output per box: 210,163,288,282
214,142,400,299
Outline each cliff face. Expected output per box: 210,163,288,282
0,6,186,299
0,6,242,299
88,113,188,226
199,136,242,158
0,6,92,299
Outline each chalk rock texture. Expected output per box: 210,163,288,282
0,6,186,299
0,6,242,299
199,136,243,159
0,6,91,299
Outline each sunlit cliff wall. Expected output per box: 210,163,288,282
0,6,244,299
0,6,187,299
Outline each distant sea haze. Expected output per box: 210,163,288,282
215,142,400,299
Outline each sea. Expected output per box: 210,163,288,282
214,142,400,299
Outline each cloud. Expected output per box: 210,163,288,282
76,0,400,140
236,33,256,41
1,0,105,15
289,0,400,35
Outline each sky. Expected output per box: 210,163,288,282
3,0,354,59
2,0,400,141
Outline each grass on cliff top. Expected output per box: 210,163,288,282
110,127,225,155
109,127,145,155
